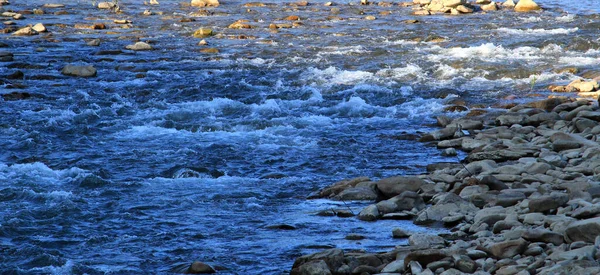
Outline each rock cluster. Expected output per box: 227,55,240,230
296,96,600,274
410,0,541,15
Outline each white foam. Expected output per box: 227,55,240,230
520,16,543,23
375,64,425,81
318,45,368,56
0,162,86,184
303,67,374,86
398,98,445,119
556,14,576,22
497,27,578,35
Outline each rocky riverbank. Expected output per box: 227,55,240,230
293,93,600,274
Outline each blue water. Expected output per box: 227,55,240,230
1,0,599,273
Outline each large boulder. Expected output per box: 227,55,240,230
564,217,600,243
61,65,97,77
298,260,332,275
376,176,424,199
376,191,425,214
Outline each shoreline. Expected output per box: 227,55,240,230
292,93,600,275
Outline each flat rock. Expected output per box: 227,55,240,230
564,217,600,243
376,176,424,199
487,238,529,259
126,41,152,51
61,64,97,77
528,192,569,213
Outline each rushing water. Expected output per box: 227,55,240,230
1,0,600,274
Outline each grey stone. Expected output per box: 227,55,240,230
357,204,380,221
522,228,564,245
548,245,597,261
528,192,569,213
565,217,600,243
487,238,529,259
376,176,425,199
61,64,97,77
409,234,445,248
299,260,332,275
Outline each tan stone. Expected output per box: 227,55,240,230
12,26,37,35
481,2,497,11
32,23,46,32
456,5,473,13
502,0,515,7
193,28,213,38
514,0,541,12
191,0,220,7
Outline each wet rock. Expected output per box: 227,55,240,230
266,224,296,230
12,26,37,36
357,204,379,221
392,227,410,238
2,92,31,101
98,2,116,9
126,41,153,51
87,39,101,46
568,79,599,93
292,249,343,274
61,64,97,77
228,20,252,29
200,48,218,54
191,0,220,7
335,186,378,201
375,176,424,199
311,177,371,199
487,238,529,259
528,192,569,213
193,28,213,38
514,0,541,12
32,23,46,32
481,2,498,11
564,217,600,243
345,234,365,240
0,51,13,62
187,261,215,274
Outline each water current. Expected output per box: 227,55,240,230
1,0,600,273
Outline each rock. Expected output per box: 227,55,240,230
2,92,31,101
443,0,466,8
191,0,220,7
266,224,296,230
453,255,476,273
299,260,332,275
456,5,473,13
335,186,378,201
376,176,424,199
0,51,13,62
61,64,97,77
514,0,541,12
292,249,344,274
200,48,219,54
32,23,46,32
565,217,600,243
345,234,365,240
408,234,445,248
381,259,405,273
481,2,498,11
487,238,529,259
392,227,410,238
187,261,216,274
87,39,101,46
42,3,65,8
568,79,599,93
404,249,448,268
193,28,213,38
480,175,509,191
528,192,569,213
548,245,597,261
126,41,152,51
502,0,515,7
228,20,252,29
415,193,478,225
357,204,380,221
98,2,116,9
419,127,459,142
312,177,371,199
522,228,564,245
12,26,37,36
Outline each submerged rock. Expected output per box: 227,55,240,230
61,64,97,77
187,261,215,274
